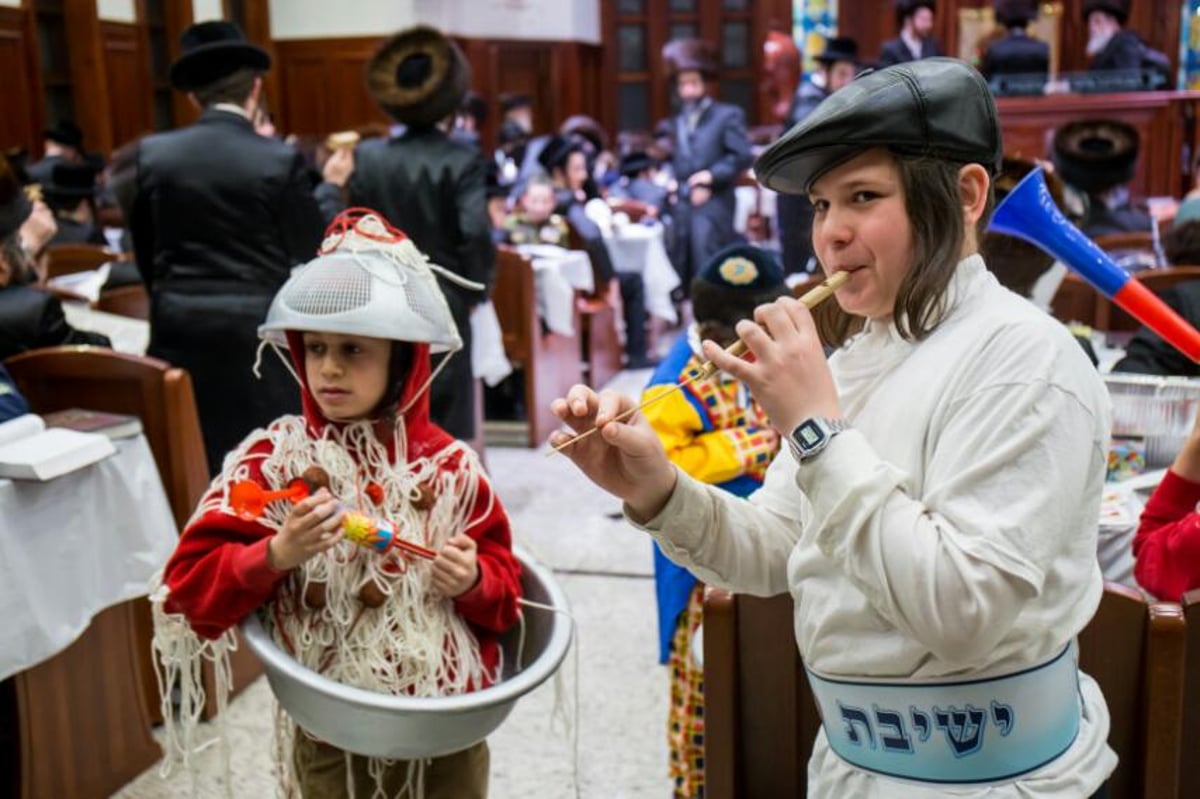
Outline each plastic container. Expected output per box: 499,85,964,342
1105,373,1200,468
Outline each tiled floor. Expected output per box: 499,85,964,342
115,368,674,799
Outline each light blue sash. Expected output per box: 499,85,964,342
805,643,1081,784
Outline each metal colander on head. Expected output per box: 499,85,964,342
259,212,482,353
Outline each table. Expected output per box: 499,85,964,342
516,244,594,336
602,221,681,324
62,301,149,355
1,434,177,798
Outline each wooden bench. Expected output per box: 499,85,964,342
704,582,1187,799
4,346,262,724
491,247,584,447
566,222,624,389
1178,589,1200,799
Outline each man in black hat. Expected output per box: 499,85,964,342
980,0,1050,91
1083,0,1170,89
42,162,105,246
323,25,493,441
662,38,753,291
778,36,860,275
0,158,110,361
26,121,85,187
1052,118,1152,238
129,20,325,473
878,0,944,66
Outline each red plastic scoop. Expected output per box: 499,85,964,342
230,479,311,521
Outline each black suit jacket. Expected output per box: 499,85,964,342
1089,30,1144,72
878,36,943,67
1114,281,1200,377
130,107,322,471
981,31,1050,80
0,284,110,362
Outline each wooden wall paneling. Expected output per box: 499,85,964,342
162,0,196,128
100,22,153,150
274,38,390,137
62,0,113,155
227,0,277,119
0,6,41,154
458,38,496,149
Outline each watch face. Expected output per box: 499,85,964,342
796,420,825,449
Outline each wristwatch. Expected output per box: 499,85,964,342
788,417,850,463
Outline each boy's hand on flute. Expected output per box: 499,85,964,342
701,296,841,436
549,386,677,521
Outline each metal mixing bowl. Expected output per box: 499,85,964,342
241,547,571,758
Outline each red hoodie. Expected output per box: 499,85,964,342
1133,469,1200,601
162,332,522,684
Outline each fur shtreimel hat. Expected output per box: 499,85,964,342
0,158,32,241
366,26,470,128
169,21,270,92
691,244,788,328
994,0,1039,27
1052,119,1139,194
1082,0,1129,25
663,38,719,80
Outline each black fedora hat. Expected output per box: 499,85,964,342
0,158,31,241
169,21,270,92
994,0,1039,27
366,26,470,127
1082,0,1129,25
44,120,83,150
42,162,98,201
1052,119,1139,194
619,151,657,178
537,134,583,174
815,36,859,66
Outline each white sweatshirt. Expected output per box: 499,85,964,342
637,256,1117,797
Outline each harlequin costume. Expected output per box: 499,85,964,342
152,212,522,798
642,244,786,798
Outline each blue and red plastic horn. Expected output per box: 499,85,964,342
989,169,1200,363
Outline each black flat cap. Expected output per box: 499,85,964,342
755,58,1002,195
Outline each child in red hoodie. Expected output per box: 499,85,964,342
1133,407,1200,601
154,211,522,798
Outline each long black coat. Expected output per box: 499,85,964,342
130,108,324,473
345,127,495,440
0,284,110,362
670,99,753,287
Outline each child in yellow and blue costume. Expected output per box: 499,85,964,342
642,243,787,798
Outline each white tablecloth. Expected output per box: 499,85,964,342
516,244,594,336
602,222,681,324
0,434,176,680
62,301,149,355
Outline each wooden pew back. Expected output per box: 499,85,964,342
704,582,1187,799
491,247,584,447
